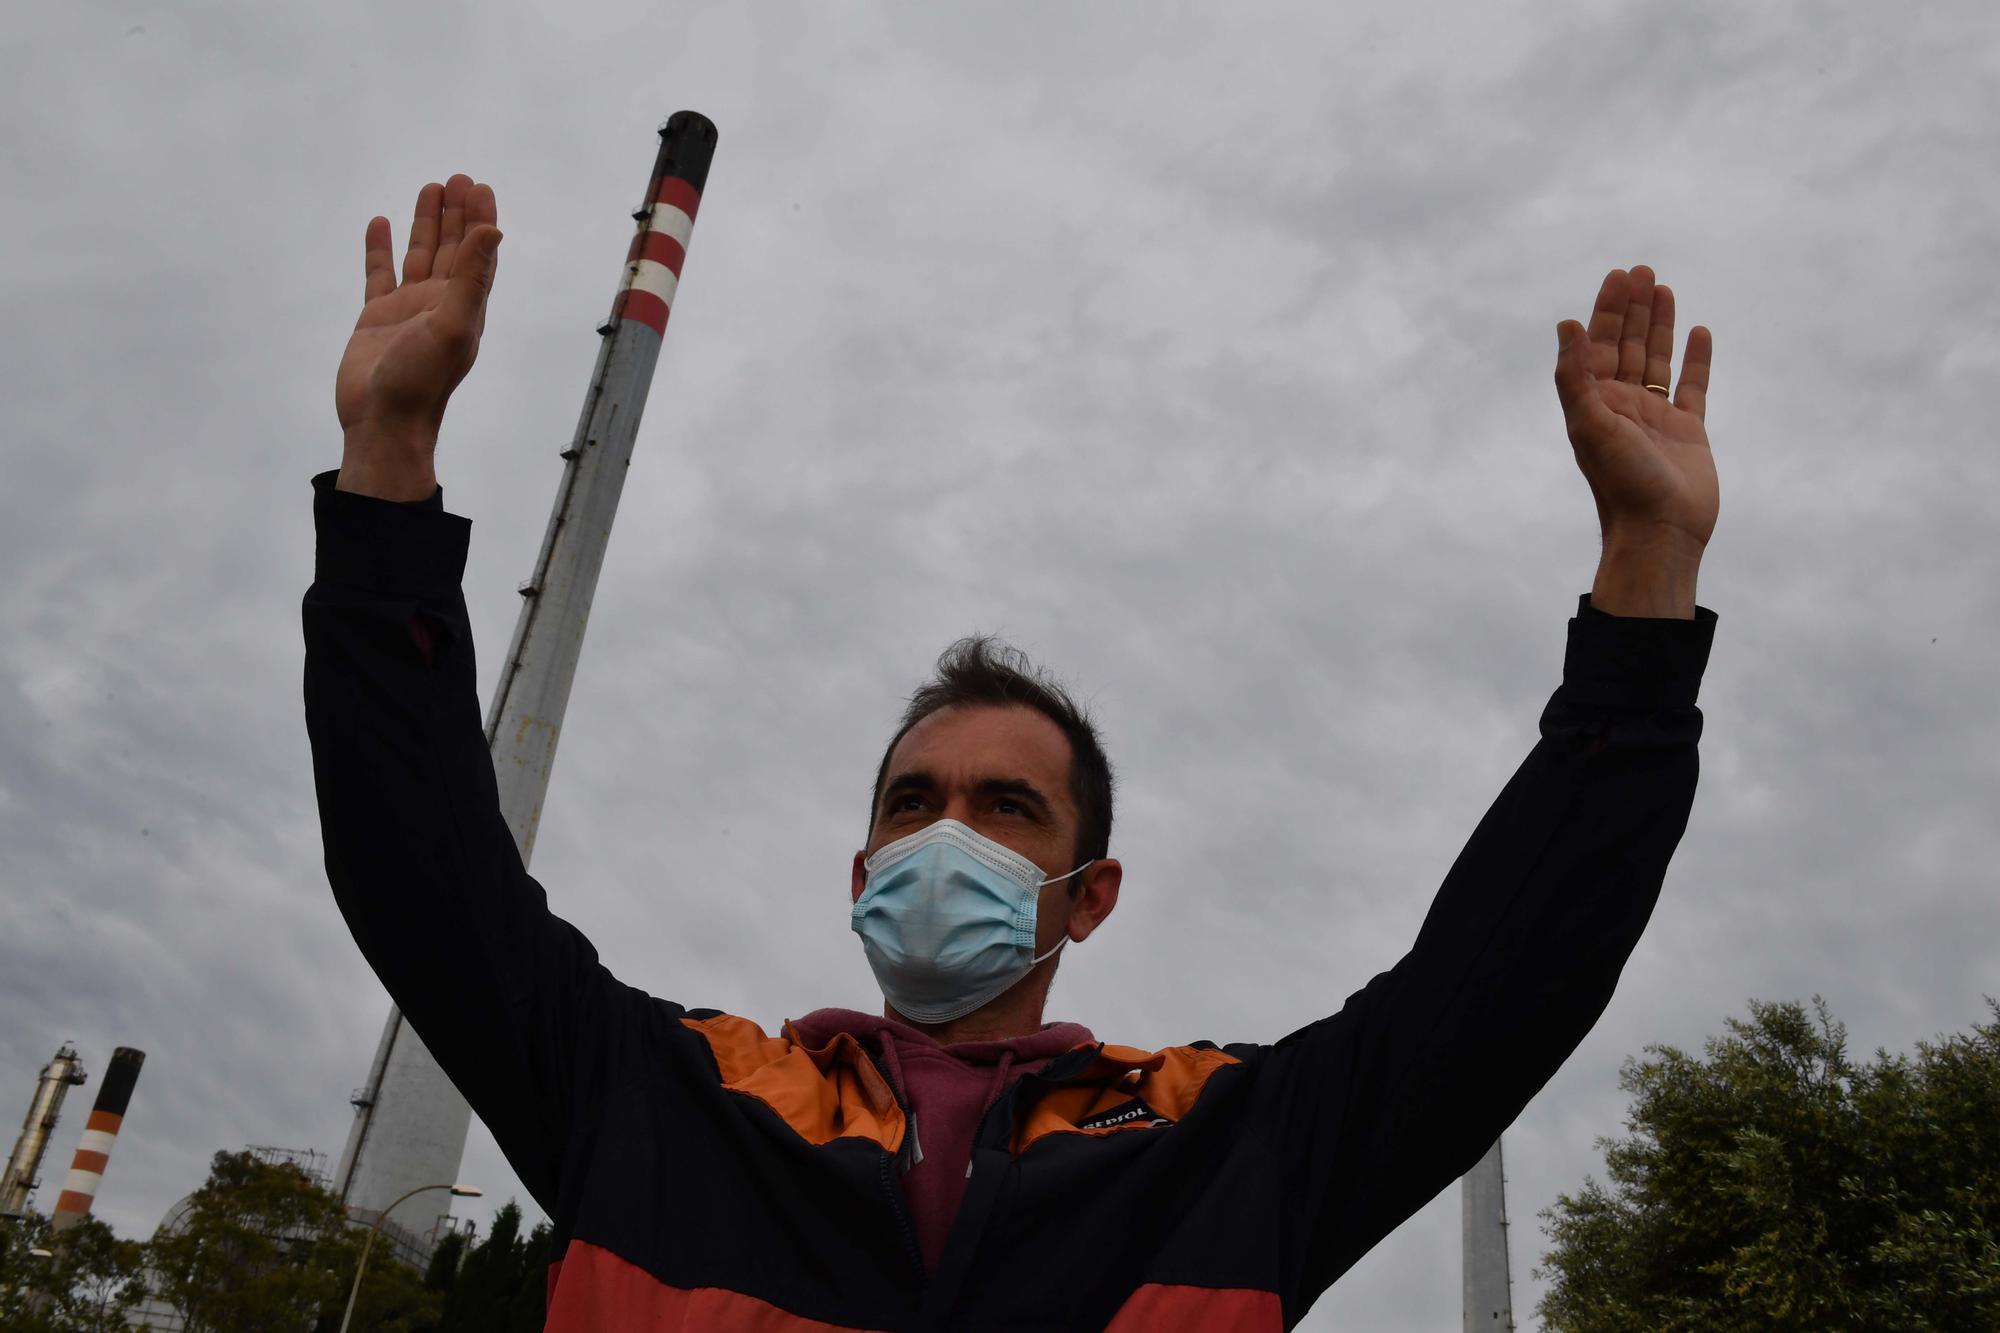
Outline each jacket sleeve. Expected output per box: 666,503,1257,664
1232,595,1717,1319
301,469,675,1215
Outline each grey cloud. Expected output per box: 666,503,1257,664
5,3,1998,1328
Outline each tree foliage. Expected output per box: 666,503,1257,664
140,1149,442,1332
4,1150,547,1331
1536,996,2000,1331
144,1150,355,1332
1,1210,146,1331
422,1199,551,1333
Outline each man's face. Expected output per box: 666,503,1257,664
853,703,1087,957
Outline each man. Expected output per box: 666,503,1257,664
306,174,1718,1331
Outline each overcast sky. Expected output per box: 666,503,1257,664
5,1,1998,1327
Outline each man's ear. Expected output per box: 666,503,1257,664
1067,858,1122,942
851,849,868,904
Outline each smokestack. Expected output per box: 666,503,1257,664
337,113,719,1230
48,1047,144,1233
0,1043,88,1218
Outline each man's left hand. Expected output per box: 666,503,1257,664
1554,265,1718,556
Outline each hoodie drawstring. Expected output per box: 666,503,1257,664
983,1050,1017,1118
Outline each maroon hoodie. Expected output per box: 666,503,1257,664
788,1008,1094,1275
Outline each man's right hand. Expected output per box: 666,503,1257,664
335,174,501,501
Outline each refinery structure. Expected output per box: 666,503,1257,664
2,1043,145,1233
1,1042,87,1220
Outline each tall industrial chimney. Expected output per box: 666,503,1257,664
48,1046,144,1233
1462,1135,1516,1330
0,1044,87,1218
335,113,719,1232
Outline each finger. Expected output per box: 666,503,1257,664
363,216,396,303
1583,269,1627,379
1674,325,1713,421
467,180,497,233
1616,264,1656,383
431,174,474,287
403,182,443,284
1643,283,1675,394
439,225,503,340
1554,319,1621,439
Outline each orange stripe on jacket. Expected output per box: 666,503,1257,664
1015,1044,1241,1153
1103,1281,1283,1331
682,1014,906,1152
546,1240,891,1332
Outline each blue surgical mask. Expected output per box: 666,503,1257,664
851,819,1092,1025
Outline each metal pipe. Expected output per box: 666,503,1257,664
0,1044,87,1219
337,1181,481,1333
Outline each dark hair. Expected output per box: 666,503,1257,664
869,635,1114,869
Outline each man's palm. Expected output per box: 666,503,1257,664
336,175,501,442
1554,265,1718,549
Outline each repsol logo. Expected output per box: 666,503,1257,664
1076,1098,1171,1131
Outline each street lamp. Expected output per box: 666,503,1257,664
336,1182,481,1333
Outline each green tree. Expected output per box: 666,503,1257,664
141,1149,439,1332
1,1210,54,1329
421,1226,468,1295
1,1210,146,1332
1536,996,2000,1331
424,1200,548,1333
327,1225,438,1333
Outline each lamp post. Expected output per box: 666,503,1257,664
22,1245,54,1318
336,1181,480,1333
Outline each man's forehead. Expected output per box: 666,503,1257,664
886,704,1073,784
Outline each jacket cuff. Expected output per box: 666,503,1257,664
1562,593,1717,710
311,470,470,599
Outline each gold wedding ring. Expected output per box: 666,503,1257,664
1644,384,1670,396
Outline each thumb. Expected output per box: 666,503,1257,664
1553,319,1623,452
1551,319,1593,417
440,225,502,332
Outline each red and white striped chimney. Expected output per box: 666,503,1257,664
48,1046,144,1233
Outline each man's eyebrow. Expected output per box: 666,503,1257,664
975,777,1052,817
880,771,938,806
877,772,1055,818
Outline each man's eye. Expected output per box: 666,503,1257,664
995,800,1026,817
893,796,926,813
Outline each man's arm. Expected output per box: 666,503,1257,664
305,176,680,1212
1240,591,1715,1315
1242,267,1723,1318
303,473,667,1212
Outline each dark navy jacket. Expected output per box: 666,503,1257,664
302,471,1716,1330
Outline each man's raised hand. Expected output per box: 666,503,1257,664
335,175,501,500
1553,266,1718,557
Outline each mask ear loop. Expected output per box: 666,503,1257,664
1028,858,1097,965
1036,858,1096,889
